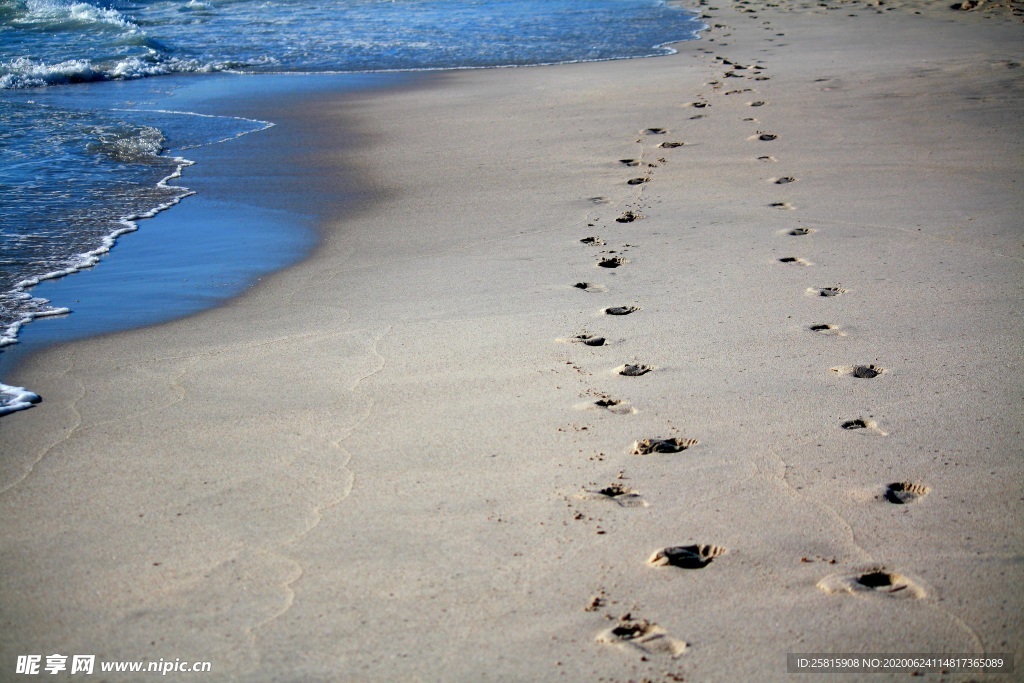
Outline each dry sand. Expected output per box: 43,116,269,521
2,0,1022,680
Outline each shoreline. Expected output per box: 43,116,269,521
0,72,420,404
2,1,1022,680
0,0,707,397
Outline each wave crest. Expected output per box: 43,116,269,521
19,0,137,32
0,54,207,88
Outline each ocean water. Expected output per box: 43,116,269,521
0,0,705,413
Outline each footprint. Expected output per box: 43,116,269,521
647,544,726,569
596,617,688,658
580,236,606,245
788,227,814,236
841,417,886,435
574,282,608,293
597,257,628,268
617,364,653,377
769,202,795,210
749,100,766,106
773,176,797,184
643,127,667,135
831,362,888,378
807,286,847,297
778,256,811,265
619,159,640,167
817,567,925,598
751,132,778,141
883,482,930,504
557,334,607,347
583,592,607,612
630,437,698,455
616,211,641,223
809,323,841,334
627,177,650,185
577,335,607,347
604,306,640,316
758,155,777,162
601,397,638,414
575,396,638,414
581,483,648,508
685,101,709,108
659,141,685,149
852,365,883,378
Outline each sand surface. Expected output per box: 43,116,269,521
2,0,1022,680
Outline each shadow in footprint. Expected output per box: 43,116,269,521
858,572,898,588
582,483,648,508
576,396,638,414
604,306,640,316
593,397,630,413
788,227,814,236
884,482,930,504
616,211,641,223
574,282,608,292
841,417,886,434
648,544,726,569
558,334,606,347
627,177,650,185
580,236,606,245
818,567,925,598
631,437,698,454
779,256,811,265
618,364,653,376
831,364,885,378
620,159,640,167
598,257,628,268
852,365,883,378
808,286,847,297
596,617,688,658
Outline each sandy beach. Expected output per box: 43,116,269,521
2,0,1022,680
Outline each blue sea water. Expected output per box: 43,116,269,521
0,0,705,413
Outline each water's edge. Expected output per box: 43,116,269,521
0,20,707,414
0,71,420,410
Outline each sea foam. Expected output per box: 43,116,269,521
0,382,41,415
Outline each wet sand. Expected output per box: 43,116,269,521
2,0,1022,680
